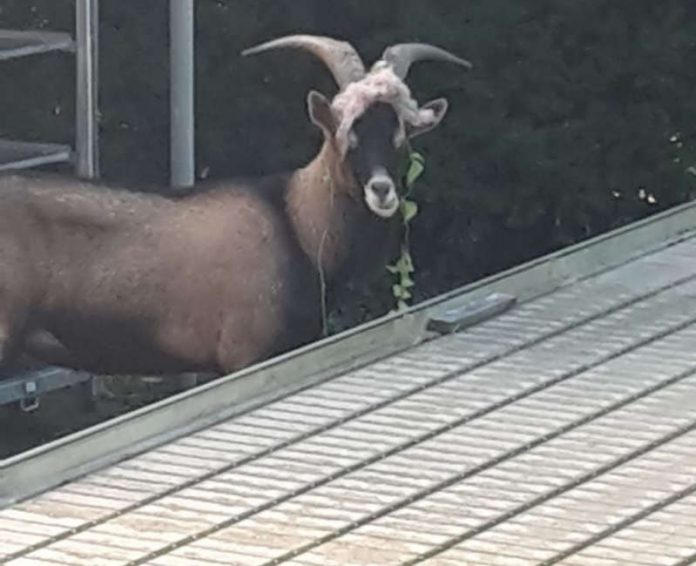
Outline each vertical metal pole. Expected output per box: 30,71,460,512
75,0,99,179
170,0,195,189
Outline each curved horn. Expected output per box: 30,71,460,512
242,34,366,90
380,43,473,80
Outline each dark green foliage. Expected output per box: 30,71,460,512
1,1,695,322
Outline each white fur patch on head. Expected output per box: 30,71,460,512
365,187,399,218
331,65,437,155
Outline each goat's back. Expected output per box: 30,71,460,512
0,172,320,374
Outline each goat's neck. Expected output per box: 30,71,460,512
286,142,366,281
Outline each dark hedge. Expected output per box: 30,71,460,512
1,1,695,326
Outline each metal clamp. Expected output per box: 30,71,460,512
427,292,517,335
19,380,40,412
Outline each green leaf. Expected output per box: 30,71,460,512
411,151,425,167
402,250,415,272
401,200,419,223
387,170,420,310
398,265,412,279
406,152,425,187
394,255,411,276
401,275,415,289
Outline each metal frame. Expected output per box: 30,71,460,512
0,29,74,60
0,0,98,414
170,0,195,188
0,0,99,178
0,369,91,411
0,0,194,184
0,139,72,172
75,0,99,179
0,0,197,416
3,197,696,507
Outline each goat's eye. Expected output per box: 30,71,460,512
348,131,359,150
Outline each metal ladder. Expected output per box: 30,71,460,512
0,0,98,179
0,0,197,411
0,1,98,410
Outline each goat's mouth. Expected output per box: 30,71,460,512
365,187,399,219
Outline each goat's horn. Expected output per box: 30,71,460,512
379,43,473,80
242,34,366,90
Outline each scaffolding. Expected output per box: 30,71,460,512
0,0,197,409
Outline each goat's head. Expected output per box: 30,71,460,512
243,35,472,219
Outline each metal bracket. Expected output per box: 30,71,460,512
0,368,92,409
0,29,75,60
19,381,40,412
427,292,517,335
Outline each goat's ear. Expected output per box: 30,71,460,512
307,90,338,139
407,98,449,139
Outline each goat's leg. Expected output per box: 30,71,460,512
215,312,317,375
0,253,33,375
216,323,266,375
0,330,11,376
23,330,81,369
0,322,23,377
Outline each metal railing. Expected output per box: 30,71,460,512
0,0,99,179
0,0,198,411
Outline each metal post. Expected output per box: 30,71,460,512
170,0,195,189
75,0,99,179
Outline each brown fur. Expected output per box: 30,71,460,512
0,136,400,376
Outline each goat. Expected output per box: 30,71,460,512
0,35,470,377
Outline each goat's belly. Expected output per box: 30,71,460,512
27,319,218,376
29,257,321,375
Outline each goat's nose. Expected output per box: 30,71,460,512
370,180,393,200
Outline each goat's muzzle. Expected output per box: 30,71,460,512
364,170,399,219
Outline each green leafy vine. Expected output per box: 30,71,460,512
387,150,425,311
669,132,696,178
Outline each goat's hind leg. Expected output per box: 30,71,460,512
0,321,23,377
0,246,31,375
23,330,81,370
